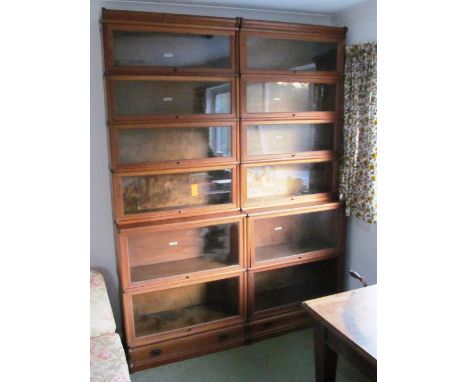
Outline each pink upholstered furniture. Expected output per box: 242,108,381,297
90,270,131,382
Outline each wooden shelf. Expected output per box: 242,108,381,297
135,304,235,338
131,257,237,282
255,240,334,263
255,282,332,312
251,259,338,316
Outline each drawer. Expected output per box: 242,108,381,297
129,324,246,372
248,311,312,342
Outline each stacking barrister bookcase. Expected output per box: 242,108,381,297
101,8,347,372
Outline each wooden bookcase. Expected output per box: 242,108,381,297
101,8,347,372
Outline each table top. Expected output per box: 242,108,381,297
303,285,377,361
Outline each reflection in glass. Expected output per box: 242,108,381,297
254,260,336,311
253,210,340,263
128,223,239,282
246,123,334,156
247,37,337,71
246,81,335,113
122,169,232,214
119,126,231,164
114,80,231,116
132,278,239,337
246,162,333,203
113,31,231,68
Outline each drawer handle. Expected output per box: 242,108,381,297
169,241,178,246
150,348,162,357
218,333,230,341
274,226,283,231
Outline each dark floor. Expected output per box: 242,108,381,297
131,328,370,382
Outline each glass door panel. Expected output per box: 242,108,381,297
113,30,231,69
245,81,335,113
252,209,341,264
121,168,233,215
117,125,232,166
113,79,232,117
245,122,334,158
132,278,239,338
127,222,240,283
246,37,337,72
245,161,333,205
253,260,336,312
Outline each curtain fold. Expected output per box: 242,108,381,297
339,43,377,224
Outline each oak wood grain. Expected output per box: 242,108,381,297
303,285,377,361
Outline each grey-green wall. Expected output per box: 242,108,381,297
333,0,377,290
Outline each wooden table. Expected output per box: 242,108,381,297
303,285,377,382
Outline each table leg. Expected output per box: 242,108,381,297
314,325,337,382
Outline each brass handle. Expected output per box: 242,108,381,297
150,348,162,357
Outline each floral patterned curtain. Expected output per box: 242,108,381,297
339,43,377,224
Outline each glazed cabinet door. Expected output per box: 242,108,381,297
110,122,237,171
248,260,337,319
104,25,236,74
248,206,344,268
241,31,338,74
241,76,337,120
118,215,245,288
241,159,337,208
113,165,239,223
107,76,236,122
124,273,245,346
241,120,336,162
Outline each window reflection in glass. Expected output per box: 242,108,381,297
114,81,231,116
246,123,334,156
246,81,335,113
128,222,239,283
118,126,232,165
122,169,233,214
246,162,332,202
